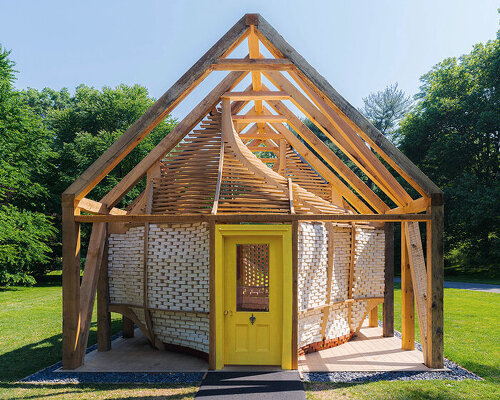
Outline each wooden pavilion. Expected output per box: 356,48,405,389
61,14,444,371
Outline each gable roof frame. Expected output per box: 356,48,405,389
252,14,442,197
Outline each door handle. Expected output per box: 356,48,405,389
224,310,233,316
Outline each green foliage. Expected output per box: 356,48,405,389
0,205,56,285
0,46,56,285
400,38,500,275
0,46,176,284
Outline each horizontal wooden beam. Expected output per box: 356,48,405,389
233,114,287,123
386,196,429,214
77,198,127,215
222,90,290,100
212,58,293,71
247,146,279,153
239,132,282,140
74,213,431,223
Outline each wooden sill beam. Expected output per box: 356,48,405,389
212,58,293,71
233,114,287,123
74,213,431,223
222,90,290,100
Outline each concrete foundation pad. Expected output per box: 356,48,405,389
299,324,442,372
57,329,208,373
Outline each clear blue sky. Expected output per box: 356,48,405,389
1,0,498,119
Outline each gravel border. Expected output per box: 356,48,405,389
21,325,481,384
302,324,482,383
19,332,204,384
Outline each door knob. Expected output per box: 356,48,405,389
224,310,233,316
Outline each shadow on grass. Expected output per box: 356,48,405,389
0,382,198,400
0,319,121,382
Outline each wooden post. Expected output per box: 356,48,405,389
122,316,135,338
97,237,111,351
208,220,216,369
369,306,378,327
401,222,415,350
291,220,299,369
426,194,444,368
383,222,394,337
62,197,81,369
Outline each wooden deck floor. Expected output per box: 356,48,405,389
299,324,432,372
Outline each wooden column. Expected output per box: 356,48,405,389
401,222,415,350
97,238,111,351
383,222,394,337
62,197,81,369
122,316,135,338
291,220,299,369
426,194,444,368
208,220,216,370
369,306,378,327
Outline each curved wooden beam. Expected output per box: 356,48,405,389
221,98,346,215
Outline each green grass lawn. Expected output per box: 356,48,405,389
306,283,500,399
0,280,499,399
0,280,198,399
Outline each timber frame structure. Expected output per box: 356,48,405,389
62,14,444,370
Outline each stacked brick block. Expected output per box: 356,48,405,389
108,222,210,354
297,222,385,352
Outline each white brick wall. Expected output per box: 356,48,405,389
108,222,210,353
297,222,385,349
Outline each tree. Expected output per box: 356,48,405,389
399,37,500,276
362,83,412,142
22,84,177,263
0,46,56,285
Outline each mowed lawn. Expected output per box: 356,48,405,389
0,280,198,399
306,284,500,399
0,280,499,399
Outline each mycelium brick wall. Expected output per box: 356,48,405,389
297,222,385,351
108,222,210,354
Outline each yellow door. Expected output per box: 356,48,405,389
223,236,283,365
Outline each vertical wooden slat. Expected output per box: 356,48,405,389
347,222,356,331
208,220,216,369
62,202,81,369
405,221,428,359
427,196,444,368
401,222,415,350
97,236,111,351
320,223,335,338
291,220,299,369
383,222,394,337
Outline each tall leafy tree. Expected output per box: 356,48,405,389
399,36,500,275
22,84,177,262
0,46,56,285
362,83,413,142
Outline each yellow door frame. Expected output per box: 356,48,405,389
214,224,292,370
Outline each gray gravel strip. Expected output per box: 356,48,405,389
302,324,482,383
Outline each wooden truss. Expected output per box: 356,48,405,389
62,14,444,370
